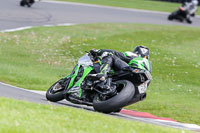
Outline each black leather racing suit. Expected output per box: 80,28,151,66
95,49,137,77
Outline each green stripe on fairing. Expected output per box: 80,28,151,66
66,65,93,97
73,66,93,97
67,65,80,89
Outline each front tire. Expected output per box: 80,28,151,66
20,1,25,6
93,80,135,113
46,79,65,102
168,14,174,20
168,11,178,20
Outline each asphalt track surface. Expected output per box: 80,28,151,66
1,0,200,132
1,0,200,31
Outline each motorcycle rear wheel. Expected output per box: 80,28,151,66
93,80,135,113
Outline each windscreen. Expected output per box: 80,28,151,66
78,54,93,67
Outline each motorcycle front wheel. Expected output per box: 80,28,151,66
20,1,25,6
93,80,135,113
168,14,174,20
168,10,178,20
46,79,66,102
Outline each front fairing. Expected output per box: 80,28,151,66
66,54,94,98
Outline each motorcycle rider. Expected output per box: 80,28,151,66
20,0,35,7
182,0,199,23
57,46,151,90
89,45,151,82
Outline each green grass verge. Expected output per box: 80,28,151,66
0,23,200,125
0,97,190,133
56,0,200,15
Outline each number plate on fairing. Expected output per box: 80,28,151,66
138,81,148,94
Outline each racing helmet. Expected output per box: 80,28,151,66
192,0,198,5
133,45,150,59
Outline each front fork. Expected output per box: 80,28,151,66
62,64,79,96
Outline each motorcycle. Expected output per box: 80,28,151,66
168,2,197,24
46,52,152,113
20,0,35,7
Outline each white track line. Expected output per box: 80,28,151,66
0,82,43,94
28,90,46,95
119,113,200,131
0,26,33,33
0,23,75,33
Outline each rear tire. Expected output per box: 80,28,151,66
186,19,192,24
93,80,135,113
46,79,65,102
